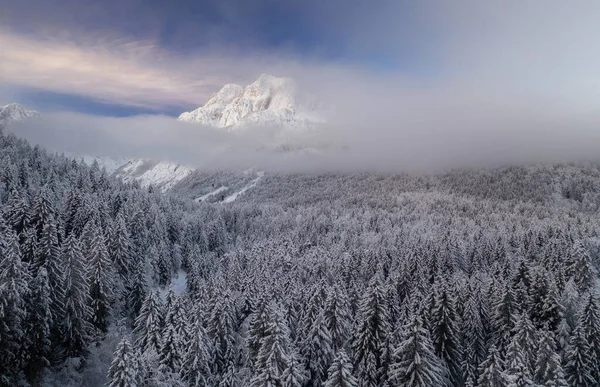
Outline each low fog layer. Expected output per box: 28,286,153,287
9,82,600,173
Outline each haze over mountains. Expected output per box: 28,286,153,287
2,74,323,195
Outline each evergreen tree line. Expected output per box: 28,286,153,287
1,130,600,386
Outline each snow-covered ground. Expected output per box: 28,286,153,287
223,171,264,203
116,160,194,193
158,270,188,301
195,186,229,202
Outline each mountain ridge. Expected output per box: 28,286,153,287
178,73,325,130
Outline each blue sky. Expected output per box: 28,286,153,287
1,1,599,117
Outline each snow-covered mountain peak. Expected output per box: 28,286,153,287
178,73,324,130
0,103,39,126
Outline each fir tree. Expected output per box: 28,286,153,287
504,334,534,387
323,350,358,387
108,213,134,281
324,285,352,352
389,315,446,387
281,355,307,387
24,267,53,384
477,345,508,387
302,311,334,385
0,226,31,381
252,305,292,387
181,319,213,387
108,338,139,387
61,233,93,357
87,223,113,335
352,279,391,387
134,290,164,355
430,282,462,386
564,324,597,387
208,292,239,376
534,329,567,387
576,293,600,383
566,241,596,293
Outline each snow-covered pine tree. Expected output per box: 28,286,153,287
134,290,164,355
389,315,445,386
566,241,597,293
61,233,93,357
281,354,307,387
0,225,31,382
504,334,534,387
108,212,134,281
251,305,292,387
564,324,597,387
430,281,462,386
208,291,239,376
247,295,272,369
323,350,358,387
352,279,391,387
301,311,334,385
512,312,538,375
24,267,53,384
181,318,213,387
461,292,486,384
324,285,352,353
86,222,113,335
534,328,567,387
108,338,139,387
477,345,508,387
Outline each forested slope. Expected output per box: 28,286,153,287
1,128,600,387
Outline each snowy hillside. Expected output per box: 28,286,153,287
114,159,194,193
178,73,325,130
0,103,39,126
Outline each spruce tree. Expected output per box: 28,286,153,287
351,279,391,387
134,290,164,355
24,267,53,384
281,355,307,387
181,319,213,387
504,334,534,387
87,223,113,335
208,292,239,376
565,324,597,387
252,305,292,387
566,241,596,293
61,233,93,357
534,329,567,387
477,345,508,387
0,226,31,381
108,213,134,281
389,315,445,387
430,282,462,386
302,311,334,385
108,338,139,387
323,350,358,387
577,292,600,382
324,285,352,352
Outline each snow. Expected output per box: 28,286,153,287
0,103,39,126
195,186,229,202
158,270,188,301
223,171,264,203
116,159,193,192
178,74,326,130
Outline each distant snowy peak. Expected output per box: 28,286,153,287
178,73,325,130
0,103,39,126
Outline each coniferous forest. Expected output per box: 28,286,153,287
1,127,600,387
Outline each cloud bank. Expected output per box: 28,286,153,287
4,0,600,172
